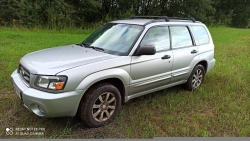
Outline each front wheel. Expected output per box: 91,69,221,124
184,64,205,91
78,83,121,128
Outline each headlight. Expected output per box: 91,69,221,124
35,75,67,91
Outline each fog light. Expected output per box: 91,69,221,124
30,104,45,116
38,105,45,114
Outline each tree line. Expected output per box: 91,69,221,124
0,0,249,29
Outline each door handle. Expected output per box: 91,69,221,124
191,50,198,54
162,55,171,59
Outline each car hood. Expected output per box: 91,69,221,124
20,44,118,74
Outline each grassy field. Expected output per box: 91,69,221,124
0,26,250,138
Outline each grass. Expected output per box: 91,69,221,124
0,26,250,138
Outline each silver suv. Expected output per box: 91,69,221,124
11,16,216,128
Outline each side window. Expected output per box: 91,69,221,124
191,25,210,45
170,26,193,49
140,26,170,52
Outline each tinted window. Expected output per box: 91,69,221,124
140,26,170,51
170,26,193,49
191,25,210,45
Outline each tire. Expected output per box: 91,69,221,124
78,83,121,128
184,64,205,91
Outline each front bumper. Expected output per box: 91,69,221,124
11,70,85,117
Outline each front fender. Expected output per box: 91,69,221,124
75,68,130,95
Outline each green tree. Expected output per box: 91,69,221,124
0,0,21,25
0,0,249,28
213,0,250,27
231,0,250,28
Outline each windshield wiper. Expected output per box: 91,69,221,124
87,46,105,52
77,43,105,52
76,42,88,47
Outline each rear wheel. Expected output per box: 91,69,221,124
184,64,205,91
78,83,121,128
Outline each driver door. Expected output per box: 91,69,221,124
129,26,173,95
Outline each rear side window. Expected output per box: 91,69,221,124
170,26,193,49
191,25,210,45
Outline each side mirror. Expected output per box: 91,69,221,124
134,45,156,56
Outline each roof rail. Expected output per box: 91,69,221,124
130,16,196,23
130,16,169,22
168,17,196,22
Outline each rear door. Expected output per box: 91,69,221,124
169,26,199,83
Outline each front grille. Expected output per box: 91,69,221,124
18,64,30,85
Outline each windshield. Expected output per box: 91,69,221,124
82,23,144,55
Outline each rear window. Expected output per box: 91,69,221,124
191,25,210,45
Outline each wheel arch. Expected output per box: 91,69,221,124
185,60,207,91
76,68,130,104
84,78,126,103
197,60,208,73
